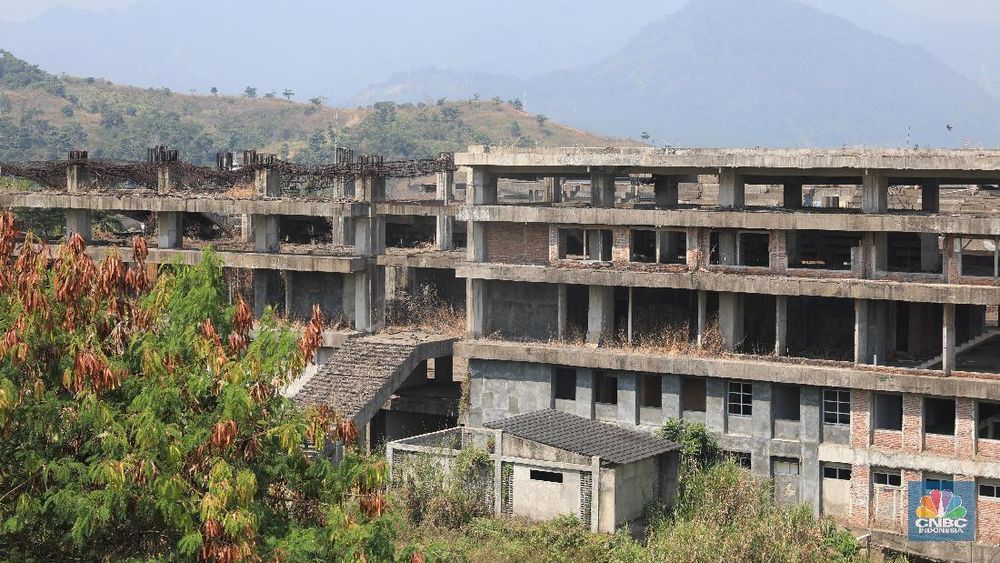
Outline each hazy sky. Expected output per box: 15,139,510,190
1,0,999,24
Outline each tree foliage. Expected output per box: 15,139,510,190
0,212,394,561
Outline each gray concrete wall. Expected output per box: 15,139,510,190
485,280,559,340
286,271,345,321
468,359,552,426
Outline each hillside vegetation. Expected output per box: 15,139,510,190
0,50,625,165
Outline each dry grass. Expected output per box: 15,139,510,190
385,285,465,337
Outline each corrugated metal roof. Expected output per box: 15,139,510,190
484,410,678,465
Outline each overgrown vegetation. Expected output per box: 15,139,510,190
0,212,396,560
386,284,465,337
394,446,493,529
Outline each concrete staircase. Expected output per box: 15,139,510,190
291,331,456,429
916,328,1000,370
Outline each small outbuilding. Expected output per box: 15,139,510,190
387,409,680,532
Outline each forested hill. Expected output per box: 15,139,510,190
0,50,627,165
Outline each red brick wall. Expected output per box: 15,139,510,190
901,470,921,532
851,391,872,448
902,394,922,453
484,222,549,265
548,225,560,262
979,496,1000,543
849,464,871,528
923,433,956,455
769,230,787,272
956,398,976,458
978,438,1000,461
612,226,630,264
873,430,903,449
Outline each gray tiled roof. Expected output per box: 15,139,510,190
484,410,679,465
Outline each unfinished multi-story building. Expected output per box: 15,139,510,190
454,146,1000,561
5,145,1000,559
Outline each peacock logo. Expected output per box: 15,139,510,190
915,489,967,520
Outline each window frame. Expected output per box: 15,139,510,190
728,381,753,417
873,470,902,487
594,371,618,405
823,389,851,426
553,368,577,401
772,457,800,476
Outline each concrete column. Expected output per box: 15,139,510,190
943,235,962,282
435,213,454,251
854,299,869,364
861,171,887,213
786,231,799,267
466,278,486,338
653,176,679,208
943,303,956,376
862,232,887,276
436,165,454,203
283,271,295,319
468,168,498,205
336,217,356,247
662,374,682,421
65,209,92,242
617,372,639,426
253,215,279,253
783,182,803,209
557,284,568,341
921,180,940,213
544,177,563,203
752,381,773,440
241,215,255,244
354,216,386,257
686,228,702,270
586,285,614,345
576,368,595,419
468,222,486,262
718,292,744,352
590,171,616,208
768,230,786,271
157,165,175,195
704,379,726,433
252,270,280,318
718,231,738,266
66,160,89,193
775,295,788,356
354,270,372,333
586,229,608,261
719,169,745,209
156,211,183,249
696,291,707,348
800,387,821,443
255,167,281,197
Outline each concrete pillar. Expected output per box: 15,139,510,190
336,217,356,247
436,164,454,203
752,381,773,440
653,176,679,208
696,291,708,348
256,167,281,197
686,228,702,270
617,373,639,426
544,176,563,203
861,232,887,276
854,299,869,364
586,229,609,261
775,295,788,356
718,231,738,266
468,222,486,262
586,285,614,345
662,374,682,421
66,159,89,193
718,292,744,352
704,379,726,433
943,303,956,375
557,284,568,341
943,235,962,282
241,215,255,244
283,271,295,319
921,180,940,213
786,231,799,267
354,216,385,257
719,169,745,209
157,165,175,195
576,368,595,419
252,270,281,318
253,215,279,253
354,270,373,333
861,171,888,213
783,182,803,209
919,183,941,273
468,168,498,205
590,171,616,208
435,213,454,251
156,211,183,249
466,278,486,338
65,209,91,242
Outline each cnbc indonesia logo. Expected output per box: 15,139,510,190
909,484,975,541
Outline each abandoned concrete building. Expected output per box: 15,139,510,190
3,145,1000,559
387,409,680,532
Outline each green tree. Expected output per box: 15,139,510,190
210,87,218,96
243,86,257,98
0,217,395,560
535,114,548,127
282,89,294,101
656,418,723,474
